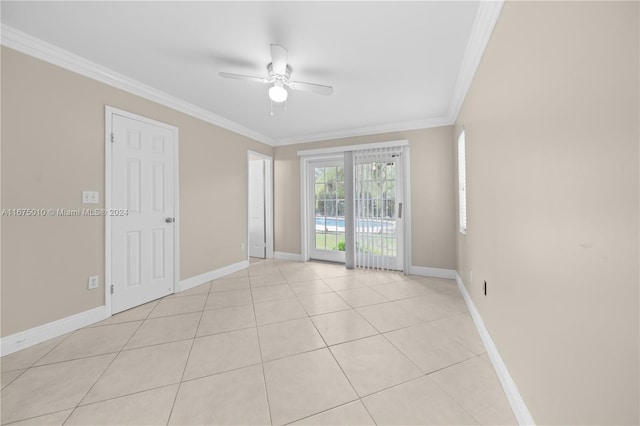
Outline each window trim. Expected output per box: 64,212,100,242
458,128,467,235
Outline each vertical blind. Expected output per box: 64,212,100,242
352,145,404,271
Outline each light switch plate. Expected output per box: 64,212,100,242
88,275,99,290
82,191,99,204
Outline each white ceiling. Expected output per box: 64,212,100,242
1,1,502,146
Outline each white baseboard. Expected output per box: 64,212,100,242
0,260,251,357
274,252,303,262
1,305,109,357
179,260,250,292
408,265,457,279
455,273,535,426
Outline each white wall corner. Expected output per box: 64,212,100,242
178,260,250,292
0,306,110,357
273,252,304,262
408,265,457,279
455,272,536,426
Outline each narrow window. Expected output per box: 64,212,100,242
458,129,467,234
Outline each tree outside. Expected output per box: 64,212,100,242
314,161,398,255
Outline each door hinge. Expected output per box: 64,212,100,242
110,284,114,295
111,133,114,143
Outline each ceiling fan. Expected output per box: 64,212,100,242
219,44,333,106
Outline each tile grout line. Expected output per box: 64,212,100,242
165,283,212,425
0,324,77,391
275,261,363,423
426,361,484,425
315,277,382,425
61,304,153,424
311,266,388,425
296,262,476,424
281,398,371,426
177,360,263,385
2,408,74,426
2,261,477,425
281,260,380,425
378,327,430,378
355,285,487,423
424,352,487,377
8,302,162,424
86,299,161,329
248,265,275,426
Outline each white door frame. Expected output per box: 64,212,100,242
306,158,347,263
300,154,343,262
247,150,274,259
298,140,412,271
104,106,180,314
402,146,412,273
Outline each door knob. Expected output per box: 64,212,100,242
165,217,175,223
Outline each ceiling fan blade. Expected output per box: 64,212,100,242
289,80,334,96
270,44,288,75
219,72,268,84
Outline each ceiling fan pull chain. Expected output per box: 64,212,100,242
270,100,274,116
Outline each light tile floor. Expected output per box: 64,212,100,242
1,259,517,425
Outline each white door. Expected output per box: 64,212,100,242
308,159,346,263
248,158,266,258
111,113,176,314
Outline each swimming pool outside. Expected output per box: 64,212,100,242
315,216,396,233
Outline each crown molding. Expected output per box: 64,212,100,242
0,24,275,146
275,1,504,147
1,0,503,149
274,116,453,146
447,0,504,123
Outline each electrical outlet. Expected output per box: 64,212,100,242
82,191,99,204
88,275,99,290
240,242,245,252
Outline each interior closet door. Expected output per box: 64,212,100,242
248,158,266,259
111,113,176,313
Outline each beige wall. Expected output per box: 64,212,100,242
455,2,639,424
1,47,272,337
274,126,456,270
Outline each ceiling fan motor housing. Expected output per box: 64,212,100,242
267,63,292,86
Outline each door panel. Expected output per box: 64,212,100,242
249,159,266,258
354,153,404,271
308,160,345,263
112,114,175,314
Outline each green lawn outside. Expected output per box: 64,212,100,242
316,232,346,251
315,232,397,255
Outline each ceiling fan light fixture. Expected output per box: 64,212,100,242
220,44,333,110
269,81,288,103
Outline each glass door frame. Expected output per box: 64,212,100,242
307,158,346,263
298,140,411,273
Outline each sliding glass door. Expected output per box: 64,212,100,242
306,148,406,270
353,149,404,271
308,159,346,263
